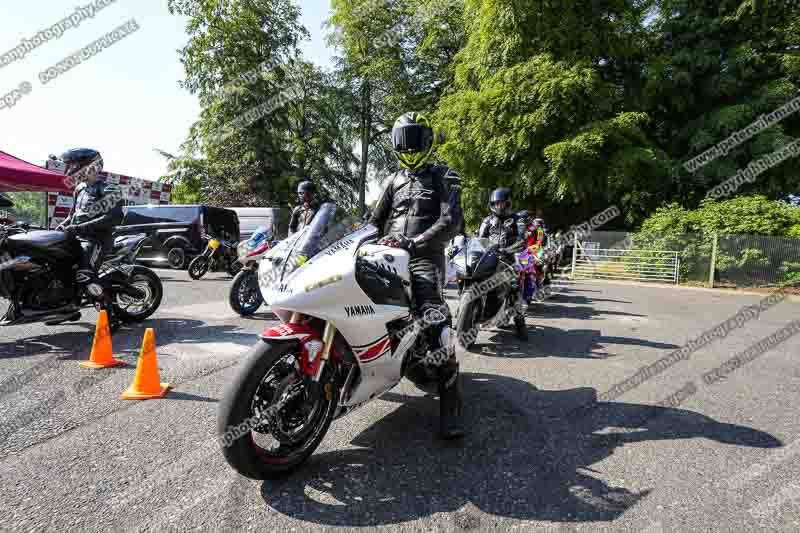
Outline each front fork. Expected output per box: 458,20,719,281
290,312,337,383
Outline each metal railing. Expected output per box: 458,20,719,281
563,230,800,288
571,242,680,284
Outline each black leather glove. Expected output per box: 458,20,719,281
62,225,78,238
380,233,416,254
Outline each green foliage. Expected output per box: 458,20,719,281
633,195,800,285
165,0,360,209
164,0,799,237
1,192,46,226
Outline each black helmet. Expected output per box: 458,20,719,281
297,181,316,194
489,188,512,217
445,169,461,187
297,180,316,204
61,147,103,178
391,112,434,171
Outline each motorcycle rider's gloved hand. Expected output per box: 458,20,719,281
381,233,416,255
63,225,78,237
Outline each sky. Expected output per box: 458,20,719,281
0,0,381,201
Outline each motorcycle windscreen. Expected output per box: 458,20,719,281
258,202,367,300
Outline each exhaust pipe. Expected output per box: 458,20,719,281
0,256,41,272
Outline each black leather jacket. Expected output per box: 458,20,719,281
288,203,319,236
64,180,123,237
478,212,521,250
369,164,462,257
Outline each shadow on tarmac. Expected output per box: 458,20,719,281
259,372,781,527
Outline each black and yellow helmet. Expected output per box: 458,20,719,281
391,112,435,171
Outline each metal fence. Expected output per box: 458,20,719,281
569,230,800,289
572,246,680,284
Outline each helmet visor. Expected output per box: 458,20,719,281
392,124,432,153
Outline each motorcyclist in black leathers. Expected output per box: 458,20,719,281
57,148,124,305
478,188,522,248
477,188,526,330
288,181,319,236
369,112,465,439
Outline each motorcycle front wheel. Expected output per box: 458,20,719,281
227,259,243,277
229,269,263,316
455,289,480,351
188,255,209,279
218,340,339,479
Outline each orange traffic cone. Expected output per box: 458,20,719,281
121,328,171,400
80,310,124,368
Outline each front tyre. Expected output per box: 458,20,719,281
112,266,163,323
515,315,528,340
218,340,339,480
229,270,263,316
167,247,187,270
227,260,243,277
455,290,479,351
188,256,209,279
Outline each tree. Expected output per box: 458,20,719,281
167,0,308,206
646,0,800,206
431,0,667,229
326,0,412,214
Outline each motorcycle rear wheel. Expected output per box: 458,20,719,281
188,256,209,280
112,266,163,323
218,340,339,480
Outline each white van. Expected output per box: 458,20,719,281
228,207,289,241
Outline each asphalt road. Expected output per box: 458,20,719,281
1,269,800,532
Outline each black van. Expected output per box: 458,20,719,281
114,205,240,269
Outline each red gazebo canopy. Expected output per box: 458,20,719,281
0,150,73,193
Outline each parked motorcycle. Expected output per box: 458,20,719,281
515,245,538,304
0,224,162,332
229,226,278,316
451,235,527,350
531,246,557,300
219,203,471,479
188,235,241,280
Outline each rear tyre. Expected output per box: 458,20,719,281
112,266,163,323
229,270,263,316
188,256,209,280
218,340,339,480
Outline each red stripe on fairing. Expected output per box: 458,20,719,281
357,337,391,362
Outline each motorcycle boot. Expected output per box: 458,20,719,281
438,355,465,440
76,238,105,300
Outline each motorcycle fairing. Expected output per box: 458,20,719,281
263,227,416,408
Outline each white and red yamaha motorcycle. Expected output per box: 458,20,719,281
218,203,455,479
